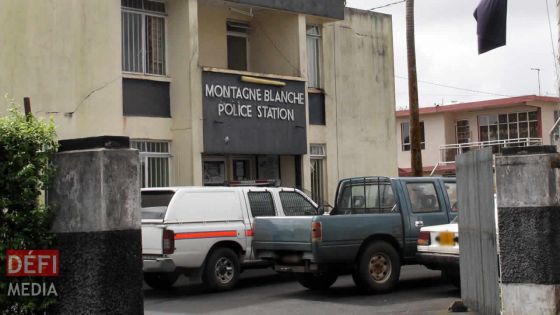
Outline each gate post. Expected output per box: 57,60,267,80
456,148,500,315
496,146,560,315
48,136,144,314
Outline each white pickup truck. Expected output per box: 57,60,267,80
141,186,321,291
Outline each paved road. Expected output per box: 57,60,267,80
144,265,464,315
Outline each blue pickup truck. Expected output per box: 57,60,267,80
253,176,457,292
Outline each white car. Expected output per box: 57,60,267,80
416,216,459,286
141,186,321,291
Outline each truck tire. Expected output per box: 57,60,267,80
144,272,179,290
202,247,240,291
353,241,400,293
296,272,338,290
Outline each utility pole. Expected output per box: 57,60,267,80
530,68,541,95
23,97,32,121
406,0,423,176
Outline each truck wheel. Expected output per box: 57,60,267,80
202,247,240,291
353,241,400,293
144,272,179,290
295,272,338,290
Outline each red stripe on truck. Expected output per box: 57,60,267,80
175,230,238,240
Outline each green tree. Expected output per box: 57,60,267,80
0,98,58,314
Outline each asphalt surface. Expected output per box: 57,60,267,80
143,265,469,315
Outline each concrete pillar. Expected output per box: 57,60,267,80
457,148,500,315
495,146,560,315
48,136,143,314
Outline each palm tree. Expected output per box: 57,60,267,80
406,0,423,176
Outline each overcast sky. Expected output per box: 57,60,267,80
346,0,559,109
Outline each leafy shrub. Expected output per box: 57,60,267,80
0,99,58,314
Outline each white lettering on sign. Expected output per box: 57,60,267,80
257,106,294,121
218,102,253,118
205,82,303,122
7,282,58,297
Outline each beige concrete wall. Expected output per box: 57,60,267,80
0,0,124,139
0,0,206,186
167,0,201,186
309,125,328,144
280,156,297,187
198,2,300,77
322,9,398,204
198,4,228,69
185,0,204,186
250,11,301,77
198,3,252,69
1,1,399,195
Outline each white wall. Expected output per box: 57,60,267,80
396,113,447,169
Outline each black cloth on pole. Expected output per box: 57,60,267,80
473,0,508,54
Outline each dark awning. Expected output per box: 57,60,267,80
227,0,345,21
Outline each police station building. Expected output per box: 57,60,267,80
1,0,398,205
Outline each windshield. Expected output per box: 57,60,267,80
141,191,175,220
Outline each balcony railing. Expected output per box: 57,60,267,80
440,138,543,162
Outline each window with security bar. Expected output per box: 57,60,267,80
306,25,322,88
131,140,171,188
455,120,470,144
122,0,166,75
478,111,538,142
279,192,318,216
310,144,326,206
247,192,276,217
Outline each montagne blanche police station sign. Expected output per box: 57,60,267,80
205,84,304,121
202,71,307,155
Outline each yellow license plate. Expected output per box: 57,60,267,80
439,232,455,246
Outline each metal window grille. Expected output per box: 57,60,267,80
310,144,326,205
310,144,326,157
122,0,166,75
131,140,171,187
306,25,321,88
279,192,317,216
456,120,471,144
247,192,276,217
478,111,539,142
310,159,325,205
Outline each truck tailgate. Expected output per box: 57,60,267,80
142,222,164,255
253,216,314,251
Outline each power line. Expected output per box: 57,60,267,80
395,75,513,97
369,0,406,11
